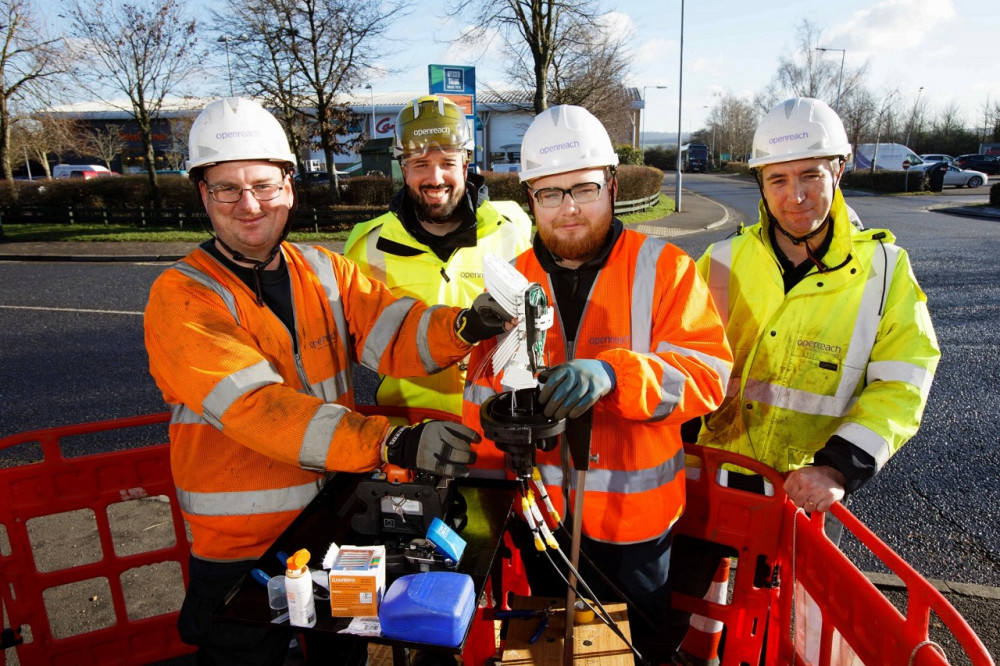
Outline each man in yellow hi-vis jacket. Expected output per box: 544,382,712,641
345,95,531,421
668,97,941,665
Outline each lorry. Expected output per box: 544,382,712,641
685,143,710,173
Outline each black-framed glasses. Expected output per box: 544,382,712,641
528,181,605,208
206,182,284,203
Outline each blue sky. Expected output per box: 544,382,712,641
371,0,997,134
35,0,997,136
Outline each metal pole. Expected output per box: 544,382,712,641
219,36,234,97
674,0,684,212
816,47,846,113
905,86,923,147
366,84,376,137
23,146,32,181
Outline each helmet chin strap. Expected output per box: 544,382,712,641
754,167,846,274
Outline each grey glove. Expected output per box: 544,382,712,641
454,293,514,344
383,421,480,478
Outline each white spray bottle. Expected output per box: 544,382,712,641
285,548,317,628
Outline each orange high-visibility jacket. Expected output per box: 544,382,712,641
144,242,472,561
464,230,732,544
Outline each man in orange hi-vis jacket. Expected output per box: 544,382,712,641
143,97,512,666
462,105,732,663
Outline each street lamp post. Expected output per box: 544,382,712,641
703,105,715,168
641,85,668,160
218,35,235,97
364,84,376,138
675,0,685,212
816,47,846,113
905,86,924,148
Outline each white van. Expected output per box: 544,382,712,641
848,143,925,172
52,164,112,180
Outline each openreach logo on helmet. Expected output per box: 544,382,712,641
217,130,261,140
411,127,452,137
769,131,809,145
539,139,580,155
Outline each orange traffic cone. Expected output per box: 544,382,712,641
676,557,731,666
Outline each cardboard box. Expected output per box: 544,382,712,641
327,545,386,617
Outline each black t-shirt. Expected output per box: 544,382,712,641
201,240,297,351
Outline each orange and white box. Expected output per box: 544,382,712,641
326,545,386,617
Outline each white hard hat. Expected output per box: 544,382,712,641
518,105,618,183
186,97,297,173
748,97,851,170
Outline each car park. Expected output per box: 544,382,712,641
952,154,1000,175
919,153,953,164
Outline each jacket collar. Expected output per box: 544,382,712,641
388,172,486,253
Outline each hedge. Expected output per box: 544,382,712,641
0,164,666,214
991,181,1000,206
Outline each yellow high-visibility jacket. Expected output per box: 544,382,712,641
345,191,531,417
144,242,472,561
695,190,940,477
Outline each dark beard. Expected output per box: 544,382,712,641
411,184,462,223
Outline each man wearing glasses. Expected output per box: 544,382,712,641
345,95,531,429
462,105,732,662
143,97,511,665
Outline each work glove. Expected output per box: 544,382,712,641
382,421,480,478
454,293,514,345
538,360,616,420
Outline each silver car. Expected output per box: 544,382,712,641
939,164,988,188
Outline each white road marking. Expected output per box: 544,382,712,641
0,304,143,316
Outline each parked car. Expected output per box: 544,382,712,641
938,165,988,188
52,164,113,179
919,153,953,164
294,170,331,185
952,154,1000,175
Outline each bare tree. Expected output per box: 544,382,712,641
452,0,606,114
10,111,84,178
83,124,126,170
216,0,407,200
162,117,193,170
65,0,202,207
502,12,634,140
706,94,757,163
0,0,66,180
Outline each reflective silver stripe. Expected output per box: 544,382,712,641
176,480,323,517
640,352,685,421
716,469,775,496
537,448,684,495
202,360,284,429
744,377,856,417
464,382,496,406
630,236,666,353
171,261,240,324
841,243,898,374
656,340,733,391
706,240,733,328
170,401,210,426
310,369,352,403
835,421,890,470
296,244,350,364
866,360,933,393
365,231,388,285
417,305,446,373
362,297,415,370
299,402,351,471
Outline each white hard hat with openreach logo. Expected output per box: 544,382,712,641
748,97,852,170
186,97,297,174
518,105,619,183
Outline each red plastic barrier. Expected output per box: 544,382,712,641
674,444,994,666
0,412,193,666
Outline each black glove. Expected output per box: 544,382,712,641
383,421,480,478
454,293,514,344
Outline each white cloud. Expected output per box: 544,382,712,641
826,0,956,54
635,37,676,67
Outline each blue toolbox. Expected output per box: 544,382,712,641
378,572,475,647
